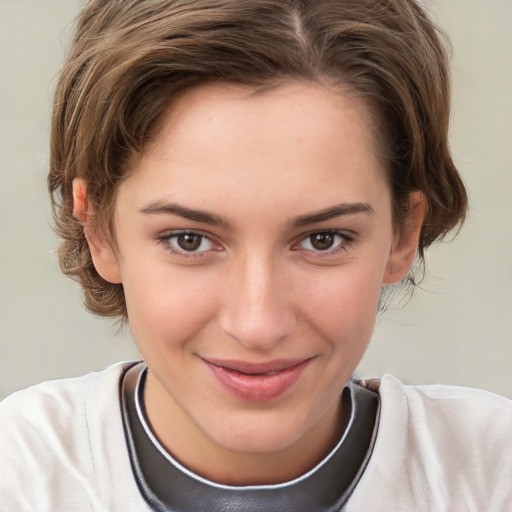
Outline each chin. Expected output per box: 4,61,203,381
206,412,308,455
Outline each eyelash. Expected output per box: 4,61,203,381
293,230,354,256
157,231,220,258
157,229,354,259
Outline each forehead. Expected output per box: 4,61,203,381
149,81,379,157
118,82,390,222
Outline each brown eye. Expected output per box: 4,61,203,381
299,231,346,252
166,232,215,254
177,234,202,251
310,233,335,250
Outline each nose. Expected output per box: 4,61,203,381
218,254,297,351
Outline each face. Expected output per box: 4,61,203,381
84,82,423,483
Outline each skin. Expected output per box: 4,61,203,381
76,82,425,485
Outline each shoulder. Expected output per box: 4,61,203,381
347,375,512,511
0,361,129,425
0,361,131,462
379,373,512,423
0,362,143,511
363,373,512,437
378,374,512,464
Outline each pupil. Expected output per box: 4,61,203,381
178,234,201,251
311,233,334,250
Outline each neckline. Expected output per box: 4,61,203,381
121,362,379,512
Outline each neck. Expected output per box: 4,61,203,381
143,370,347,486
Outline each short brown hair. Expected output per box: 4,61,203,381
49,0,467,318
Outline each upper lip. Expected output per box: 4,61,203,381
202,358,312,375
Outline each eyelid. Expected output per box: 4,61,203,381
293,229,355,255
157,230,222,257
156,228,355,259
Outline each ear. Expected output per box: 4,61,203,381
383,191,427,285
72,178,122,284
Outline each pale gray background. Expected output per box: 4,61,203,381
1,0,511,398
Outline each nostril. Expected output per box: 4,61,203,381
218,302,297,350
217,261,297,349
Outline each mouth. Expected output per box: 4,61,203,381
202,357,313,402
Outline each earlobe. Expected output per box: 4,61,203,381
384,191,426,285
72,179,89,223
86,228,123,285
72,178,122,284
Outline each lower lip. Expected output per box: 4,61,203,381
204,359,311,402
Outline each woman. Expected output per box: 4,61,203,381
1,1,510,510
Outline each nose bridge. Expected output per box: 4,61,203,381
219,250,296,350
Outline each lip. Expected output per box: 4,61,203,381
202,357,312,402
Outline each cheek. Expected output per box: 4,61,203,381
298,262,385,341
121,264,218,348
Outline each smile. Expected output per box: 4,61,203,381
202,358,312,402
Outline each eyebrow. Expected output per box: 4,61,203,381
292,202,374,226
139,201,373,228
140,201,231,227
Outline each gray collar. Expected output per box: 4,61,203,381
121,362,379,512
